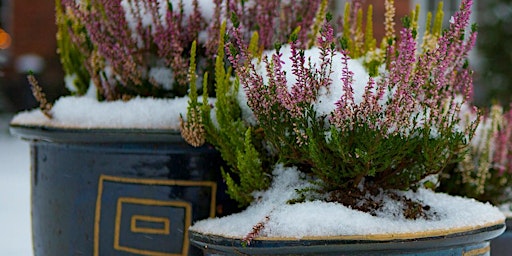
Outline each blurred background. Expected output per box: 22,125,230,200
0,0,67,113
0,0,510,255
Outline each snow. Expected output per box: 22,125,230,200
0,114,32,255
190,165,505,239
121,0,217,26
499,203,512,218
10,96,200,129
149,67,174,90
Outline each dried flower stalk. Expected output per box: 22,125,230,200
242,216,269,246
180,108,206,148
27,74,53,119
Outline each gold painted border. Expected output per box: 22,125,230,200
463,245,490,256
131,214,171,235
94,174,217,256
247,219,505,242
114,197,191,256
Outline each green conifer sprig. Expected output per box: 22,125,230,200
187,22,273,207
55,0,91,95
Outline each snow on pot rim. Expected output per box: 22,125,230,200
10,95,214,130
190,165,506,240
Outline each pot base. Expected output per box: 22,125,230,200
190,222,505,255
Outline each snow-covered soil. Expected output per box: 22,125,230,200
0,114,32,255
10,96,190,129
191,165,505,240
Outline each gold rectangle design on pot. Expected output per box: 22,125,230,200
130,214,171,235
94,174,217,256
114,197,191,255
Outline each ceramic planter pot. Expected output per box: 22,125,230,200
189,221,505,255
491,218,512,255
10,125,236,256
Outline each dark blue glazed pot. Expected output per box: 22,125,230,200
491,218,512,255
10,125,236,256
189,222,505,255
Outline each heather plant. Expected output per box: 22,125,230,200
181,1,326,206
438,104,512,206
56,0,216,101
55,0,325,102
207,0,325,54
186,0,481,218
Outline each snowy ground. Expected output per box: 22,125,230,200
0,114,32,255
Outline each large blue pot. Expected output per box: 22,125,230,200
491,218,512,255
190,222,505,255
10,125,236,256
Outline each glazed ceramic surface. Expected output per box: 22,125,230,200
11,125,234,256
190,222,505,255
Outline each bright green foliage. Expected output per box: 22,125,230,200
186,22,272,207
410,4,420,38
188,41,199,106
364,5,376,53
340,2,381,76
420,3,444,52
432,2,444,37
224,128,268,205
342,3,352,51
308,0,329,48
340,1,371,58
184,40,202,129
55,0,91,95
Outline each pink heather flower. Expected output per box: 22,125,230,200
289,42,309,104
317,22,335,90
331,49,355,127
290,0,322,46
288,21,336,112
225,0,323,50
359,77,381,127
494,108,512,175
265,51,298,116
433,0,474,98
255,1,279,48
384,27,417,132
235,0,477,142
